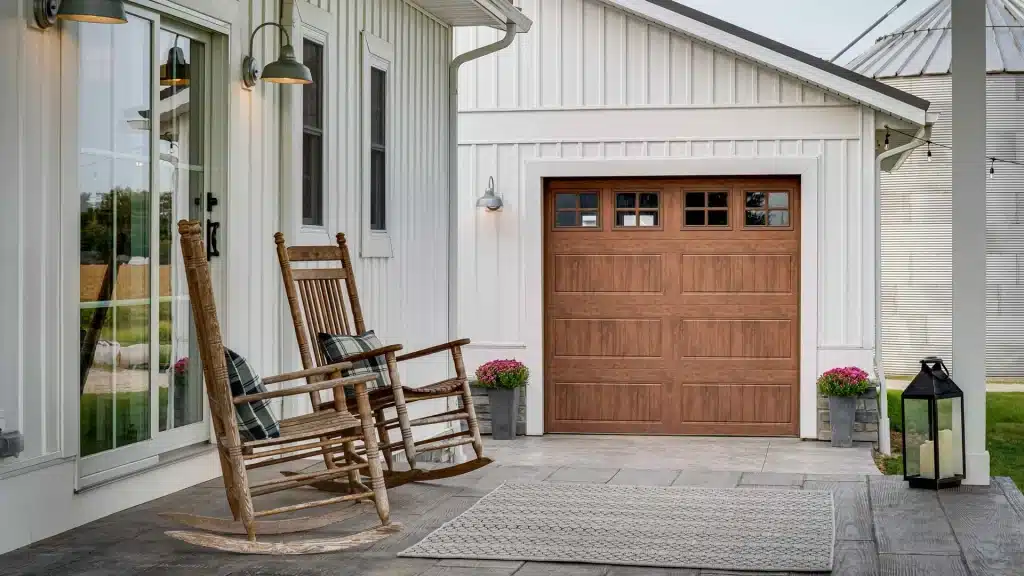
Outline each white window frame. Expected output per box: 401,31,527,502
361,32,394,258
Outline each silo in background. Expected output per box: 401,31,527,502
846,0,1024,377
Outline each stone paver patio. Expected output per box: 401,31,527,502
2,436,1022,575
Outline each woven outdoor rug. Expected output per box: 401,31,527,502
399,482,835,572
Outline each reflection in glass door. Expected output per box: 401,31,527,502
76,7,211,478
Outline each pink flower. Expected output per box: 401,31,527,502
475,359,529,389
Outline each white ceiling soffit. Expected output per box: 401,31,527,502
410,0,533,31
604,0,930,125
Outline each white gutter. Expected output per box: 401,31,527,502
447,23,520,347
874,124,928,456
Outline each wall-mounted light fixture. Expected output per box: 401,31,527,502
160,35,190,87
476,177,503,211
35,0,128,28
242,22,313,89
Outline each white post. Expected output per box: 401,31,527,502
951,0,989,485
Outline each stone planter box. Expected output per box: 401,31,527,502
817,384,880,446
469,382,527,436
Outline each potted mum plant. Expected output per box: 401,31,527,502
818,366,871,448
475,359,529,440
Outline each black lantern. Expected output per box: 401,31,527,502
901,357,966,489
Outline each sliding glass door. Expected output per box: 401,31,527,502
76,6,213,483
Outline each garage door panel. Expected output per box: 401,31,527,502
548,363,675,383
548,238,798,254
552,254,663,293
677,319,793,359
677,363,797,383
680,254,795,294
678,384,792,424
551,318,663,357
552,299,795,319
549,382,665,423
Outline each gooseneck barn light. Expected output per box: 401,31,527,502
476,177,503,211
35,0,127,28
161,35,191,87
242,22,313,89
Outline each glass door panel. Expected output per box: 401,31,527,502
157,29,205,432
76,8,212,477
78,14,154,457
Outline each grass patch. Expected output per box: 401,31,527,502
881,389,1024,487
80,389,168,457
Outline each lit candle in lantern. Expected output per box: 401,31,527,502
938,429,954,479
919,440,935,479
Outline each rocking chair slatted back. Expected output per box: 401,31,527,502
177,220,250,521
275,233,367,406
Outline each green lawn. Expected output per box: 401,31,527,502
881,390,1024,487
80,389,168,457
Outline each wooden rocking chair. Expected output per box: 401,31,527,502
273,231,492,492
161,221,400,554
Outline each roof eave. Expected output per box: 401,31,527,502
604,0,930,125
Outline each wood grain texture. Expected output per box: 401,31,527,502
553,254,662,293
804,481,873,542
831,541,879,576
164,523,401,555
940,490,1024,575
878,554,968,576
868,478,960,555
544,178,799,435
680,254,793,293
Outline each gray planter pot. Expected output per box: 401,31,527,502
487,387,521,440
828,396,857,448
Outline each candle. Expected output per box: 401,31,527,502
919,440,935,479
938,429,958,478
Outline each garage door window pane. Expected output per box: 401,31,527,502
768,192,789,209
708,210,728,226
639,193,659,209
580,212,598,227
746,210,767,226
555,211,577,227
745,191,792,228
579,193,598,209
683,191,729,228
556,193,577,210
616,193,636,209
685,192,705,208
615,191,660,229
746,192,765,208
768,210,790,226
709,192,728,208
685,211,705,226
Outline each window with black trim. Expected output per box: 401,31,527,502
553,191,600,228
745,191,791,227
683,191,729,227
614,191,660,227
302,39,324,226
370,67,386,231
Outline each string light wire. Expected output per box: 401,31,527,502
883,125,1024,172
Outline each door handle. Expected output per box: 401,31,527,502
207,221,220,260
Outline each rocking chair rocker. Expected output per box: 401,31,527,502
273,231,492,492
162,221,400,554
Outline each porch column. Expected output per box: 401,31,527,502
951,0,989,485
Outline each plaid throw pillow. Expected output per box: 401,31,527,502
317,331,392,398
224,348,280,441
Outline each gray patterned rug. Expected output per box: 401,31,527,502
399,482,835,572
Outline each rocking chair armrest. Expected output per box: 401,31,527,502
395,338,471,362
262,363,354,385
334,343,404,365
232,373,377,405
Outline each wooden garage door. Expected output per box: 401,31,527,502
544,177,800,436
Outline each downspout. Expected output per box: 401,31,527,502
874,125,927,455
447,23,519,347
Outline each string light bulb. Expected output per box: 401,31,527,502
884,130,890,151
989,158,996,180
926,142,932,162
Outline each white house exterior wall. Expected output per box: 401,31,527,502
878,75,1024,378
455,0,880,437
0,0,452,554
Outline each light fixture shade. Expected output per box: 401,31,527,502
160,46,190,86
476,177,503,211
57,0,128,23
260,44,313,84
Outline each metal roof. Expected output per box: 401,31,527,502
847,0,1024,78
635,0,930,113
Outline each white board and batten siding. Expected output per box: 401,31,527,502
879,75,1024,378
455,0,882,437
0,0,452,554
